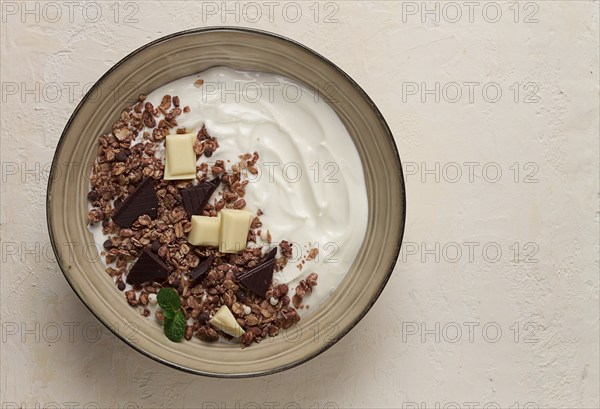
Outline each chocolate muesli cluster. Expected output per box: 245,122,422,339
88,93,317,348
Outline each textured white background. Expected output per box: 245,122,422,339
1,1,599,408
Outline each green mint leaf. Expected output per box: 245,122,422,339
162,308,176,322
157,287,181,311
164,311,186,342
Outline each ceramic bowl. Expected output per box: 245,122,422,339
47,27,405,377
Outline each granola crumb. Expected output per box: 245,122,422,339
307,247,319,261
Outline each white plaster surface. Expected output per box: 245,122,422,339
0,1,598,408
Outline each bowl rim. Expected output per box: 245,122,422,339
46,26,406,378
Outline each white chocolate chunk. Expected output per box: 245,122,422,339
164,133,196,180
188,215,220,247
219,209,254,253
209,305,245,338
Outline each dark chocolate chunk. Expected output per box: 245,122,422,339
188,255,214,285
126,247,170,286
198,311,210,324
264,247,277,261
237,257,276,297
235,289,247,302
112,178,158,228
180,177,220,217
87,190,99,202
102,239,112,250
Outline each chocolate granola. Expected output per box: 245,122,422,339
88,93,317,347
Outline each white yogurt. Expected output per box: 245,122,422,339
90,67,368,316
